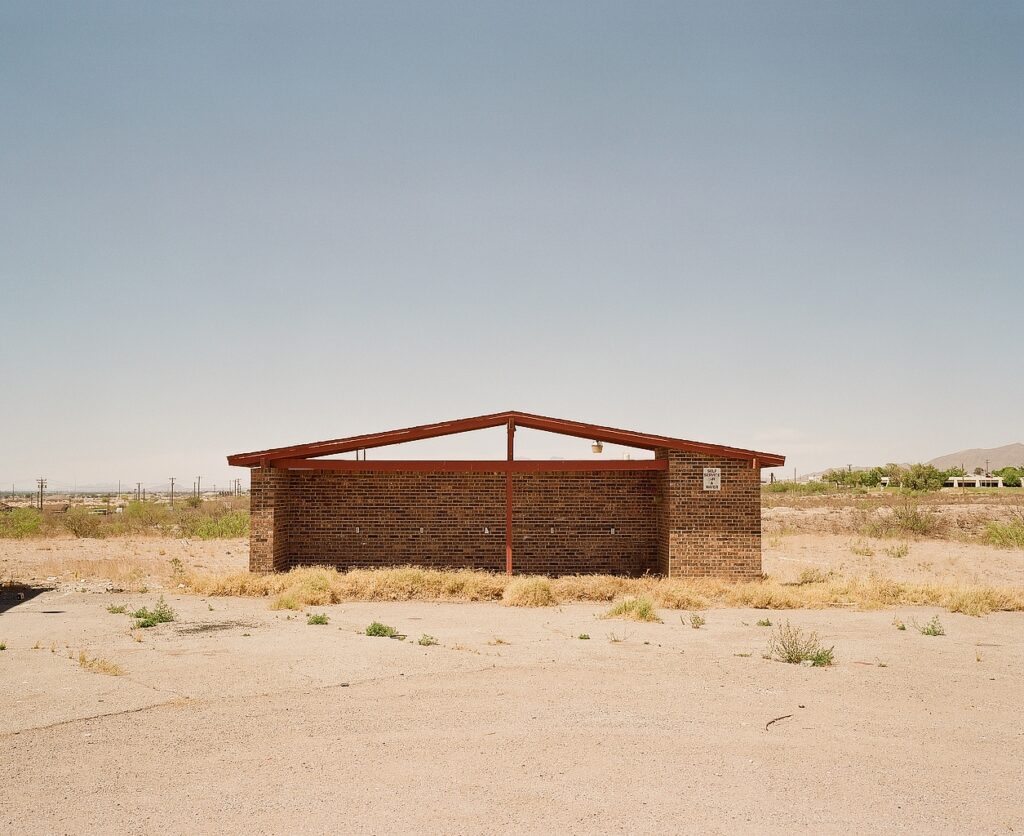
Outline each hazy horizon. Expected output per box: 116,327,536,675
3,2,1022,490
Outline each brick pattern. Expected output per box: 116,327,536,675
250,466,291,572
657,450,762,579
511,472,659,576
248,450,762,579
284,470,504,571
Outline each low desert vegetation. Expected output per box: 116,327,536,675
131,596,176,628
307,613,329,625
603,597,661,623
106,604,127,614
756,618,772,627
76,650,123,676
0,499,249,540
502,576,555,607
365,621,400,638
417,634,439,646
984,519,1024,548
767,621,834,666
182,565,1024,617
688,612,706,629
577,633,590,640
915,615,945,636
860,503,945,539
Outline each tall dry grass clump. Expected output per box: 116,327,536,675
502,576,556,607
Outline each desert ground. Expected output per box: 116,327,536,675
2,493,1023,834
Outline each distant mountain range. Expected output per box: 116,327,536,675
927,443,1024,473
803,442,1024,481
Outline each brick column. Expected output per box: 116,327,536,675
657,450,761,580
249,466,290,573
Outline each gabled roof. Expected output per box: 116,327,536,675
227,410,785,468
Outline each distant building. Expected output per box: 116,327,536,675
944,474,1004,488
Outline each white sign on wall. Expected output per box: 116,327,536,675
703,467,722,491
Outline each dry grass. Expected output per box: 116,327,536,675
502,577,556,607
182,565,1024,617
603,597,661,622
76,650,123,676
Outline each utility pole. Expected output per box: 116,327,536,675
985,458,990,476
136,482,141,502
169,477,175,508
196,476,201,499
36,477,46,510
118,480,121,499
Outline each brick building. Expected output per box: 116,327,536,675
227,411,785,579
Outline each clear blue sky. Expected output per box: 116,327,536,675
2,1,1022,491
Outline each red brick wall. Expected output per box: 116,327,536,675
249,467,660,576
657,450,762,579
248,450,762,579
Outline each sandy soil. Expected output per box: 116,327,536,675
764,533,1024,586
2,592,1022,834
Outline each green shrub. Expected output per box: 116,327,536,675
917,615,945,636
767,621,834,666
862,503,943,538
762,481,832,495
131,596,176,628
179,510,250,539
417,634,439,646
307,613,329,625
0,508,43,538
577,633,590,640
106,604,127,614
756,618,772,627
365,621,398,638
984,520,1024,548
61,507,104,538
688,612,706,629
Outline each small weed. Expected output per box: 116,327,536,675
756,618,772,627
796,567,833,584
577,633,590,640
32,640,41,650
916,615,945,636
106,604,127,614
77,650,123,676
307,613,329,625
131,596,176,628
417,634,439,646
604,597,661,623
849,541,875,557
734,652,752,658
688,612,706,629
169,556,185,576
767,621,834,666
487,637,509,646
893,617,906,631
884,543,910,558
607,630,629,643
976,650,983,662
365,621,399,638
0,641,5,651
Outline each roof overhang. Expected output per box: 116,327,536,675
226,410,785,469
